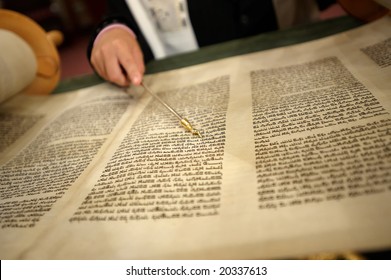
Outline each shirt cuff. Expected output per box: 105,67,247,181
93,23,136,46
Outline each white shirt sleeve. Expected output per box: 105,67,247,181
125,0,198,59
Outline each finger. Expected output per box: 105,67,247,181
118,48,143,86
132,41,145,75
102,48,129,86
90,50,107,79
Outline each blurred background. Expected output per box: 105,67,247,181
0,0,346,80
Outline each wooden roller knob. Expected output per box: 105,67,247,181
46,30,64,47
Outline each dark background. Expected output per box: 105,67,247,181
0,0,346,80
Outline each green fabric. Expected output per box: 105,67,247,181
53,16,362,94
53,73,104,94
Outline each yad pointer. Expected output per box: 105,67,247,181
140,82,202,138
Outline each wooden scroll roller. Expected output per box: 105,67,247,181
338,0,390,22
0,9,64,102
